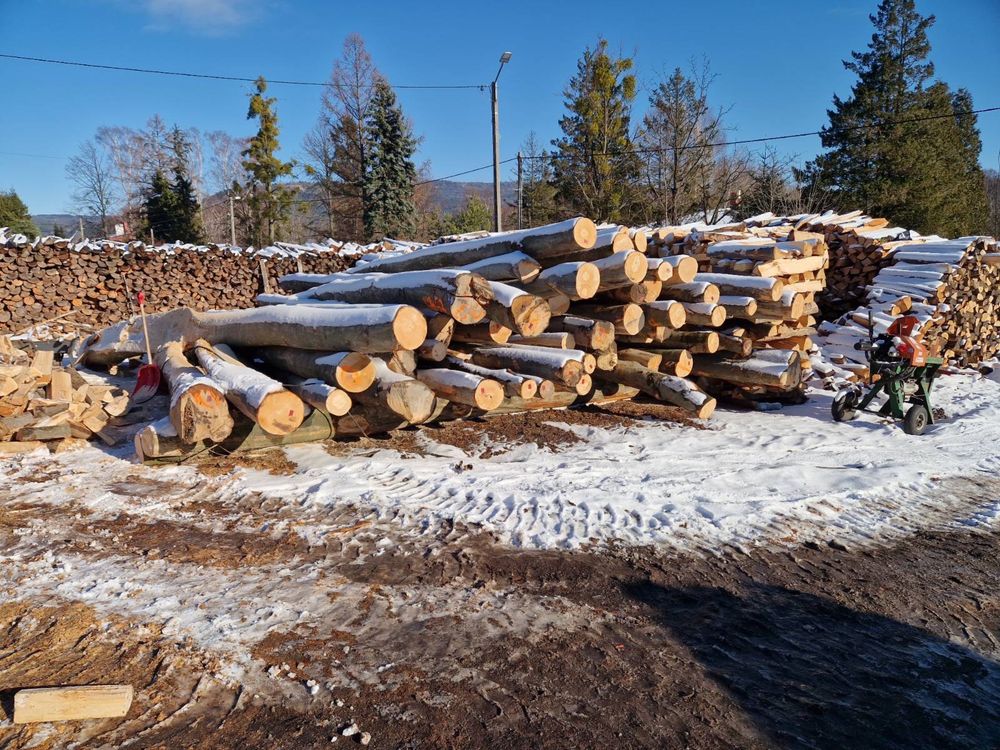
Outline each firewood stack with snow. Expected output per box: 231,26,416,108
0,335,130,453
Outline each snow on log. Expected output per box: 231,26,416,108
594,360,716,418
255,347,375,393
443,355,538,399
416,368,504,410
659,281,720,304
690,351,802,389
641,300,687,329
718,295,758,318
658,254,699,282
286,378,352,416
592,251,649,291
547,315,616,350
693,273,784,302
484,281,551,336
519,261,601,300
680,302,727,327
460,251,541,283
470,345,585,387
155,340,234,444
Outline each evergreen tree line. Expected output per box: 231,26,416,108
42,0,991,245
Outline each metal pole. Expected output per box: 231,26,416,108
229,196,237,246
491,80,502,233
516,151,523,230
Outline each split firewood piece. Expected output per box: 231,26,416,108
508,332,574,349
193,340,304,436
695,273,784,302
718,295,758,319
592,251,649,292
443,355,538,399
484,282,551,337
48,370,73,402
547,316,616,350
460,251,541,283
658,254,699,283
659,282,720,304
285,377,352,417
452,321,512,345
641,300,687,329
519,261,600,300
569,303,645,336
594,360,716,418
78,305,428,368
416,368,504,411
298,270,492,324
354,359,437,424
690,350,802,389
13,685,134,724
470,346,585,387
0,441,46,455
255,348,376,393
753,254,827,277
345,218,597,273
156,341,234,443
679,302,727,327
424,313,456,346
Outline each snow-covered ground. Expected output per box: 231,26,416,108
2,368,999,554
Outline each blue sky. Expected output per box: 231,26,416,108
1,0,998,214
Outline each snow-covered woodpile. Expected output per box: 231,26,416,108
0,228,405,334
0,335,130,453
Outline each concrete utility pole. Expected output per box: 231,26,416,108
516,151,523,230
491,52,512,233
229,194,241,246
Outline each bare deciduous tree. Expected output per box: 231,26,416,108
66,139,118,236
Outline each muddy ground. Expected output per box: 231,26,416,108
1,412,999,748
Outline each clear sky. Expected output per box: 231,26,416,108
1,0,997,214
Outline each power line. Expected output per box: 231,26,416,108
0,52,485,90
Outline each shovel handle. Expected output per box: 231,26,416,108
138,293,154,364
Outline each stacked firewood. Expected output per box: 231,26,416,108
813,235,1000,383
0,336,129,453
0,228,404,333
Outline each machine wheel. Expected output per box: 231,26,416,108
903,404,930,435
832,389,859,422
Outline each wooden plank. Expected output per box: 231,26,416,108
14,685,133,724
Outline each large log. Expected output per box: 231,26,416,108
355,359,437,424
569,303,645,335
694,273,784,302
76,305,427,368
416,368,504,410
690,351,802,389
443,355,538,399
155,341,234,444
286,377,353,416
460,251,541,283
594,360,716,418
255,347,375,393
659,282,720,304
485,282,551,336
194,341,305,435
592,251,649,291
470,346,585,387
519,261,600,300
298,270,492,324
641,300,687,329
546,316,615,350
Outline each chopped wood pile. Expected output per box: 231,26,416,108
0,335,129,453
0,227,405,334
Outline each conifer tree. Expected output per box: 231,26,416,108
804,0,988,235
0,190,39,237
168,127,205,243
243,77,297,245
445,194,492,235
552,39,641,223
363,79,417,239
143,170,180,242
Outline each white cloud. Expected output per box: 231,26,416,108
136,0,265,33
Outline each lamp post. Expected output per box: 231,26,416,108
228,194,241,247
491,51,512,232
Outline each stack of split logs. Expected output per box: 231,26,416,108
0,227,404,333
74,218,734,462
649,220,826,402
0,336,129,454
813,235,1000,382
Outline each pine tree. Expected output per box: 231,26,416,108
168,127,205,243
363,79,417,239
143,170,180,243
519,131,559,226
552,39,641,223
804,0,988,235
445,194,492,235
0,190,39,237
243,76,297,246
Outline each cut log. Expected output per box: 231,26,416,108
470,346,585,387
418,339,449,361
460,251,541,283
299,270,491,324
718,295,758,319
156,341,234,443
594,360,716,418
354,358,437,424
640,300,687,329
618,348,663,370
443,355,538,399
570,303,645,335
658,254,699,283
656,349,694,377
690,351,802,389
255,348,375,393
485,282,551,336
605,279,662,304
508,332,574,349
680,302,727,327
546,316,616,350
520,261,600,300
694,273,784,302
594,343,618,370
13,685,134,724
592,251,649,291
286,378,352,416
77,305,428,368
657,329,720,353
452,321,512,345
416,368,504,410
193,341,304,435
659,282,720,304
645,257,675,282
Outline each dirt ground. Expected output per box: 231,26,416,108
1,415,999,748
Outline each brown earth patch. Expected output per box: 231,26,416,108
195,448,300,477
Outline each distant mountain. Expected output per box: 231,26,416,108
32,214,89,235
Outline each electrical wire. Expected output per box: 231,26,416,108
0,53,484,90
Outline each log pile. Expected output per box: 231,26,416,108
0,228,405,334
0,335,130,453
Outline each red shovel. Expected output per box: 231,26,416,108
131,291,162,403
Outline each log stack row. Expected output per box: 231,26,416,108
0,335,130,453
0,228,403,334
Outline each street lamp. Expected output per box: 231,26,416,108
228,194,242,247
491,51,512,232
